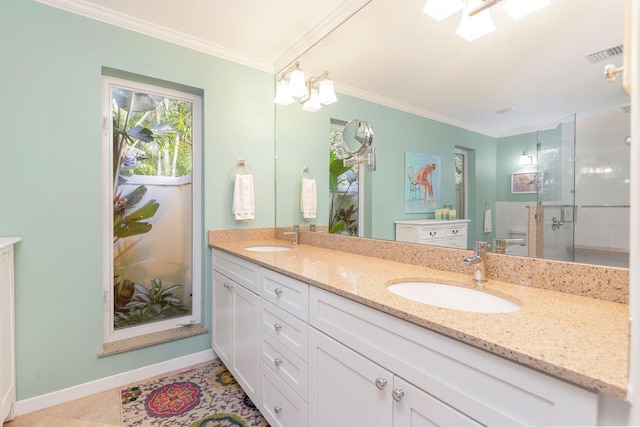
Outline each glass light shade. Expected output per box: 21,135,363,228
317,79,338,105
289,67,306,98
423,0,464,21
519,151,533,166
273,79,294,105
302,89,322,112
455,4,495,42
502,0,550,19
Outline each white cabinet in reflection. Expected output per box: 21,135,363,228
395,219,470,249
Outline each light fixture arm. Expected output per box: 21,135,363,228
468,0,503,16
299,71,330,104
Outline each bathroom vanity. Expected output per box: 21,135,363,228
211,238,628,426
395,219,470,249
0,238,19,424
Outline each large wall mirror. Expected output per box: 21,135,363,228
275,0,630,269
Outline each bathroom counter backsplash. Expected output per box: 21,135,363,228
208,228,629,399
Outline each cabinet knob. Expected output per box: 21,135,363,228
392,388,405,402
274,287,284,296
274,323,283,332
274,357,283,367
274,405,283,414
429,231,436,236
223,282,233,289
375,377,388,390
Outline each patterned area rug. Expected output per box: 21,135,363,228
121,359,269,426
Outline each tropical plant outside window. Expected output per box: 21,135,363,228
329,127,359,235
106,77,201,340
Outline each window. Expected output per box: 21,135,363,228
329,121,363,236
102,76,202,343
454,148,468,219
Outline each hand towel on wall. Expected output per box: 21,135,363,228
483,208,492,233
301,177,317,219
232,174,255,220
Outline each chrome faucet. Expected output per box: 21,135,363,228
463,241,488,283
283,225,299,245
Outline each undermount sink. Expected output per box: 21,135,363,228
244,245,292,252
387,282,520,313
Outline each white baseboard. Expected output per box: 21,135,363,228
16,349,216,416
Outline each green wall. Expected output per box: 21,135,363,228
276,94,498,244
0,1,274,400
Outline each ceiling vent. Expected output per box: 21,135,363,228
621,105,631,114
585,45,624,64
494,106,518,114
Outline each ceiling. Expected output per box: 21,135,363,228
39,0,629,137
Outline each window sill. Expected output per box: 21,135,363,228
99,323,208,357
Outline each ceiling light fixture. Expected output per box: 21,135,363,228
422,0,464,21
274,63,338,111
423,0,550,41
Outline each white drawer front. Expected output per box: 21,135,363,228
418,227,445,241
446,235,467,249
212,249,260,294
260,333,308,400
260,268,309,321
445,225,466,237
260,361,308,427
260,299,309,361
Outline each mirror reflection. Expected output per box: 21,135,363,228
275,0,630,269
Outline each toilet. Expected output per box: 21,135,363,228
505,229,528,256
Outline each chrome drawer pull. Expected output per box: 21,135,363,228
375,377,387,390
274,405,283,414
274,357,283,367
274,287,283,297
392,388,405,402
274,323,283,332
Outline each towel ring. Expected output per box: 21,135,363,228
485,201,491,210
233,159,252,175
301,165,315,179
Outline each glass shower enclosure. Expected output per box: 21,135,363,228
536,110,630,268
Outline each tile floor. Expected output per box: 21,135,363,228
2,387,122,426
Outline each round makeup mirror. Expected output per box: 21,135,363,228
341,119,373,157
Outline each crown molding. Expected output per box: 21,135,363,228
272,0,372,74
334,82,498,138
34,0,274,72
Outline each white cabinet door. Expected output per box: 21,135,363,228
231,282,260,403
212,270,260,404
0,246,16,423
393,377,482,427
212,270,232,367
309,328,392,427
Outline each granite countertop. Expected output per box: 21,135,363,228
210,238,629,399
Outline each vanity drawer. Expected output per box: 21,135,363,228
445,225,466,237
260,360,308,427
419,226,445,241
212,249,260,294
260,299,309,361
446,235,467,249
260,332,308,400
260,268,309,321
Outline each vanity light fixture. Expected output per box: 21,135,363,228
423,0,550,41
274,63,338,112
519,151,533,166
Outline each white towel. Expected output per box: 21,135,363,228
483,209,492,233
232,174,255,220
301,177,317,219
